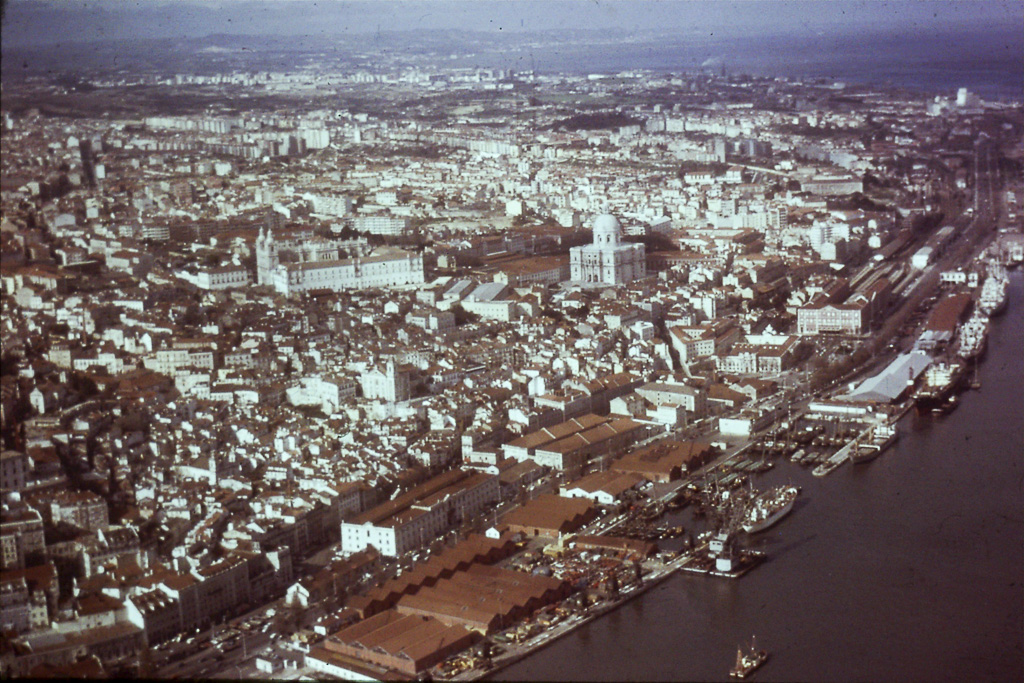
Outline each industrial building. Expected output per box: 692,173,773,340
314,534,570,677
612,440,714,482
843,351,932,403
503,414,650,474
560,470,645,506
346,535,521,620
916,292,973,351
318,610,478,677
394,563,571,634
500,494,598,538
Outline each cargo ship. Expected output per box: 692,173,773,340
956,312,989,360
741,485,799,534
851,422,898,464
912,361,967,413
729,637,768,679
978,267,1009,317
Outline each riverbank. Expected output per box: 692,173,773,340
454,552,693,681
493,270,1023,682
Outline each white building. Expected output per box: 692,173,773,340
570,213,646,285
340,470,499,557
176,264,251,290
360,360,412,403
351,215,409,236
272,247,425,295
309,194,352,217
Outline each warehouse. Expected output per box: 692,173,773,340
500,494,598,538
528,417,647,475
613,440,713,482
560,470,645,506
321,610,479,677
394,563,571,634
346,535,519,619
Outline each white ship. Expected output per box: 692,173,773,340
956,311,989,360
978,266,1009,317
741,485,799,534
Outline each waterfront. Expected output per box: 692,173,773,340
495,271,1024,681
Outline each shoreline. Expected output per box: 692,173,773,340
463,554,691,682
464,239,1014,681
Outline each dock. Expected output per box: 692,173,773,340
451,553,692,681
812,422,882,477
679,548,767,579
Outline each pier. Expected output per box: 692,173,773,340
451,553,693,681
812,421,884,477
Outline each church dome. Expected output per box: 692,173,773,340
592,213,621,235
592,213,621,246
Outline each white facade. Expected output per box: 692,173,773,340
351,215,409,236
195,265,251,290
360,361,412,403
570,213,646,285
144,346,215,376
309,194,352,217
340,472,498,557
272,247,424,294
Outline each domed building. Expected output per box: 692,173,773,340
570,213,646,285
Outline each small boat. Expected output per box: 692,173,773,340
729,636,768,678
850,444,881,464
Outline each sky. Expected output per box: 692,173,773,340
2,0,1022,47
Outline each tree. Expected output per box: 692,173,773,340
451,304,480,326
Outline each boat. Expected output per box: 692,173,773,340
932,394,959,415
812,453,845,477
741,485,799,534
851,422,898,464
912,360,967,413
850,442,881,464
969,363,982,390
956,311,989,360
642,501,665,521
729,636,768,679
1007,240,1024,267
978,266,1009,317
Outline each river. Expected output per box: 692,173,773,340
494,270,1024,682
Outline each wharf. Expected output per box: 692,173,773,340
679,548,766,579
812,422,880,477
451,553,692,681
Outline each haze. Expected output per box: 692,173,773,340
2,0,1022,48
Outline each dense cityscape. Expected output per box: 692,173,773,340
1,3,1022,681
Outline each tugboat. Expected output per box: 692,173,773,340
729,636,768,678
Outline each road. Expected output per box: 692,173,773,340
155,629,272,679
